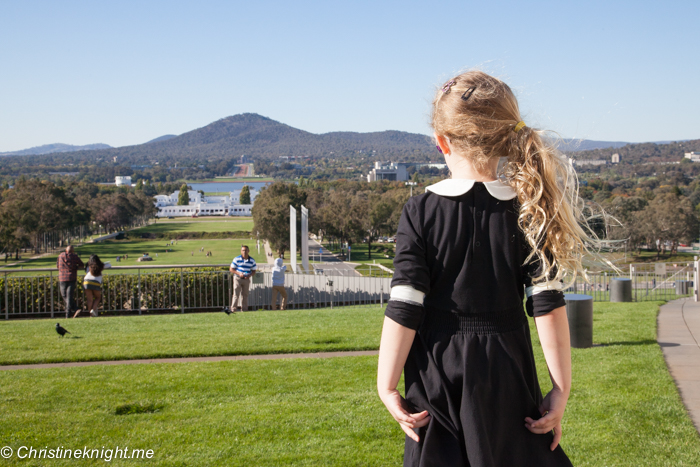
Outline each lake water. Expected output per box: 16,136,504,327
188,181,272,193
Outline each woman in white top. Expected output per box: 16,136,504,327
79,254,104,318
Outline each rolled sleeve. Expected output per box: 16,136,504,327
385,200,430,330
524,252,566,317
526,290,567,317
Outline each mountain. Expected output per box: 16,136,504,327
15,113,435,164
145,134,178,144
2,114,695,166
558,139,630,152
0,143,111,156
558,139,692,153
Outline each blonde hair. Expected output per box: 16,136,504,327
431,70,594,284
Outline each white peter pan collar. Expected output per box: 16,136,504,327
425,179,517,200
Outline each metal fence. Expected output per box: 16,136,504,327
0,264,391,319
562,262,695,302
1,260,697,318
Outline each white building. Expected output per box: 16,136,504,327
367,162,408,182
153,188,258,218
115,176,132,186
684,152,700,162
611,153,620,164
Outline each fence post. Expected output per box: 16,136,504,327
138,269,142,315
180,267,185,313
693,256,700,302
4,272,7,320
50,270,54,318
380,281,384,307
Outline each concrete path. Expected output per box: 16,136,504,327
307,238,361,277
263,240,275,264
0,350,379,371
658,298,700,433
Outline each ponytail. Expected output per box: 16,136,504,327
504,126,592,285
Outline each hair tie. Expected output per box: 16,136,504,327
441,80,457,94
513,121,526,133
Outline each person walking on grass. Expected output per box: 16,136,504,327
228,245,256,312
377,71,595,466
57,245,84,318
271,257,287,310
75,254,105,318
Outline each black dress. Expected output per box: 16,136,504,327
385,179,572,467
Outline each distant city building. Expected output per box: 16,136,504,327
240,155,253,164
367,162,408,182
415,163,448,170
113,156,118,163
153,188,258,218
115,176,132,186
611,153,620,164
684,152,700,162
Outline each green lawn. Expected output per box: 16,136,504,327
0,357,397,466
185,177,274,183
322,242,395,266
0,239,257,272
131,220,254,234
0,306,384,365
0,302,698,465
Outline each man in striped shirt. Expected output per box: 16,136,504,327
229,245,257,311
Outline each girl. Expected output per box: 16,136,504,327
378,71,589,466
81,254,105,318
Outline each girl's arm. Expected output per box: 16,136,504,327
377,316,431,442
525,305,572,451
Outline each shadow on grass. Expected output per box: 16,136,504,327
593,339,658,347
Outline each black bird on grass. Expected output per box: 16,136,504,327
222,306,232,315
55,323,71,337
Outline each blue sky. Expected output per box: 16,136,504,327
1,0,698,151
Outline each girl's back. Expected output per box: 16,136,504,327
378,70,583,467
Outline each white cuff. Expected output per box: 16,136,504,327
390,285,425,305
526,281,564,298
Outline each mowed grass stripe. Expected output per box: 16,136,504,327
0,238,256,272
131,220,254,234
0,306,385,365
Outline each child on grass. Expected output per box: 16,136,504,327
377,71,592,466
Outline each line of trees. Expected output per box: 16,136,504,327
607,191,699,256
0,178,156,261
252,180,410,258
254,176,700,262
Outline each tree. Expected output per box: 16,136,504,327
252,182,307,257
240,185,251,204
631,193,699,256
177,184,189,205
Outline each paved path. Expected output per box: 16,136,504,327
658,298,700,433
0,350,379,371
307,239,361,277
263,240,275,264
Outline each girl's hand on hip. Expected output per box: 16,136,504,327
524,387,569,451
379,388,431,443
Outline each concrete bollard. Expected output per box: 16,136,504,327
610,278,632,302
564,294,593,349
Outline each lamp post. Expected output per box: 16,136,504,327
405,181,417,196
